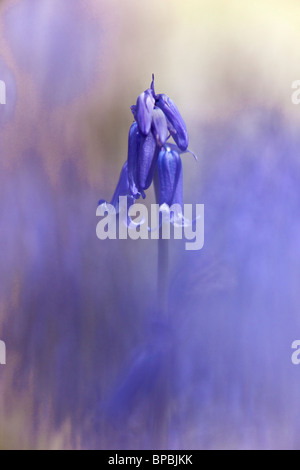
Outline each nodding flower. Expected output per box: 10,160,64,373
152,107,169,147
99,161,135,214
155,94,189,151
158,146,183,208
99,75,195,224
135,88,155,136
157,146,190,227
127,121,159,199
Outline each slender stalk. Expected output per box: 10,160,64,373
154,173,169,318
151,172,171,449
157,236,169,318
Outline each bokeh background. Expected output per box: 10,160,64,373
1,0,300,450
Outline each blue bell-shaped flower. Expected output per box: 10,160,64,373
99,76,195,227
99,161,135,213
157,146,183,209
155,94,189,151
127,122,159,198
138,131,159,193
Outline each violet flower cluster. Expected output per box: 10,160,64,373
100,76,194,223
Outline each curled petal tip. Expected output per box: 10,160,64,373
167,143,198,161
188,149,198,161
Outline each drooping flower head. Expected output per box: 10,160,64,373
99,75,195,223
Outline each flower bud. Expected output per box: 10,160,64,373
151,107,168,146
157,147,183,208
136,89,155,135
138,131,159,192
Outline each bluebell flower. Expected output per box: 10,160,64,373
127,122,159,199
157,146,187,226
100,76,193,222
151,107,169,146
137,132,159,193
157,146,183,208
110,162,135,211
99,161,135,213
135,88,155,135
155,94,189,151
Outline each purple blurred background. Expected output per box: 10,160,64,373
0,0,300,450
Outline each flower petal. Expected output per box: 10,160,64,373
127,122,140,197
165,142,198,160
151,107,168,146
155,94,189,151
138,131,159,191
108,161,135,212
136,89,155,135
157,147,183,208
